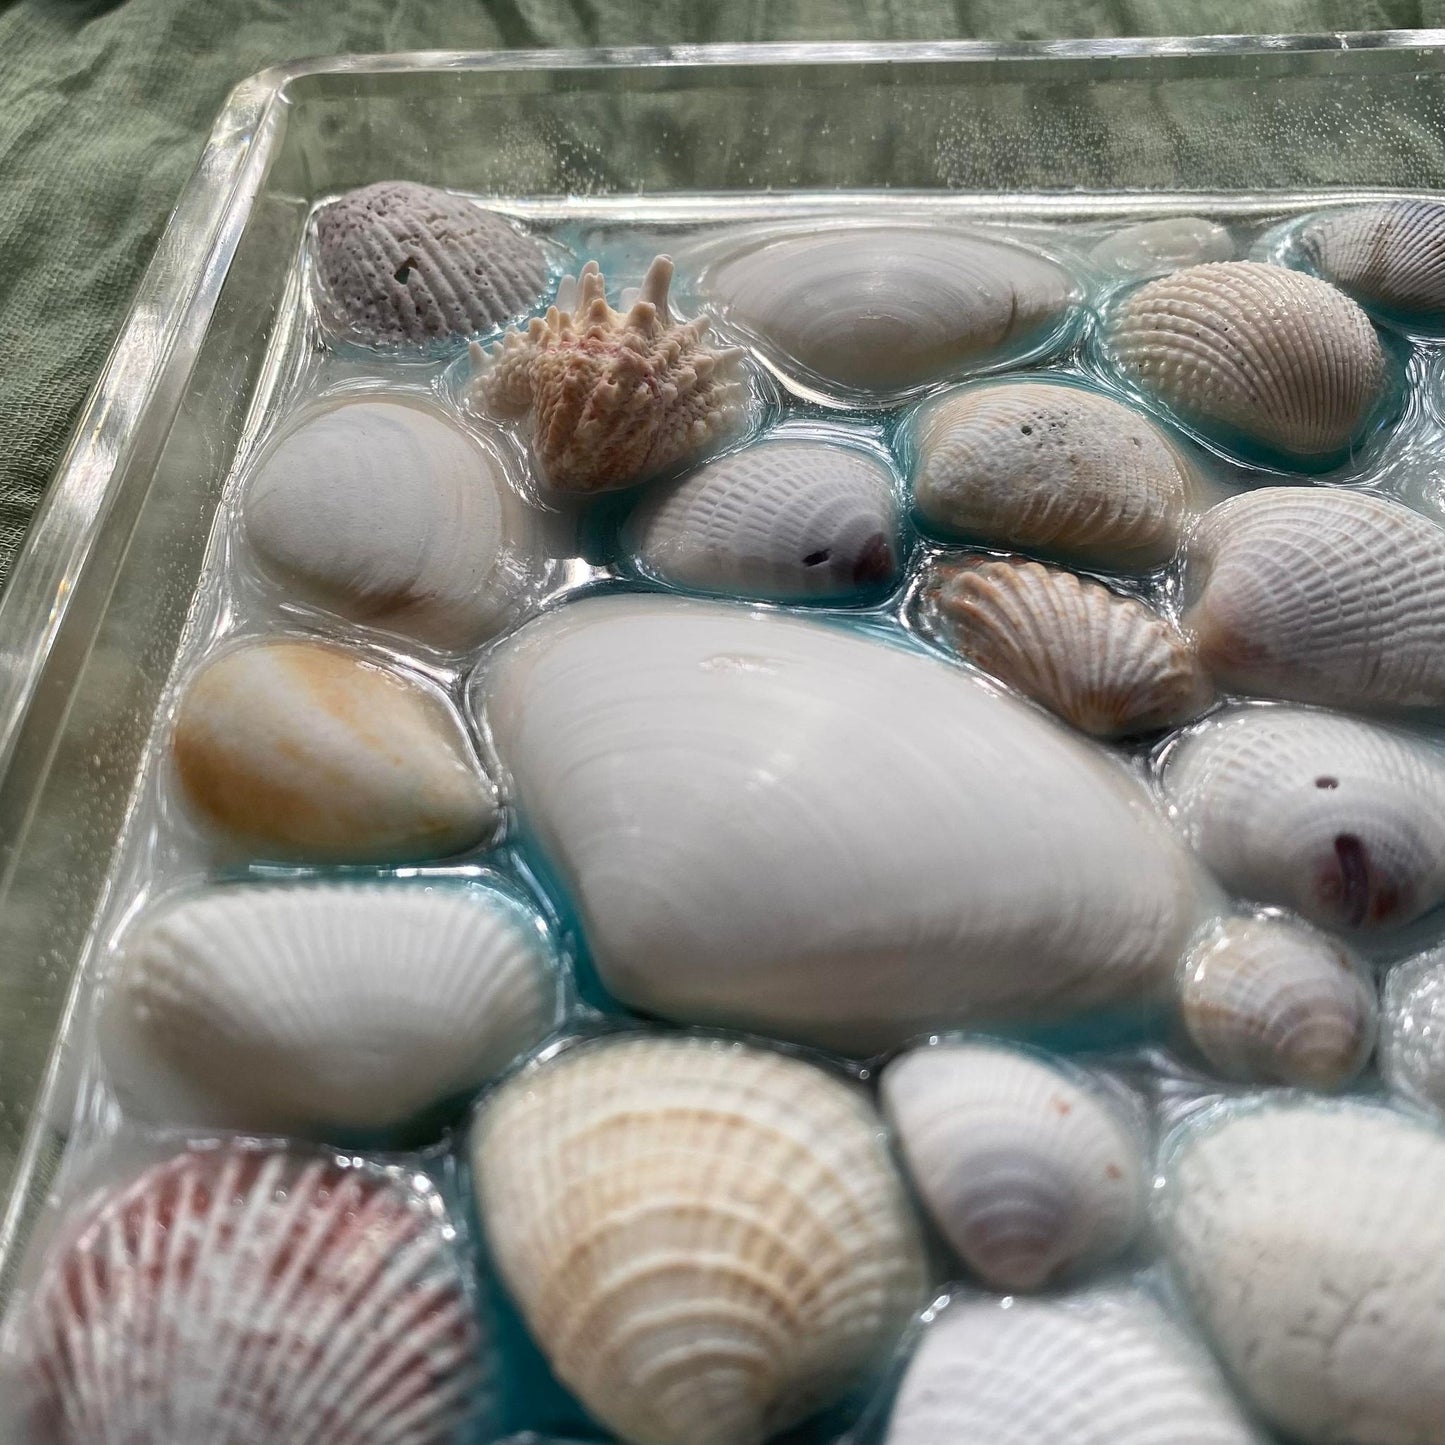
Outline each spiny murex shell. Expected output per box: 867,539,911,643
1161,1100,1445,1444
1183,486,1445,711
920,556,1213,738
468,255,747,493
884,1292,1263,1445
1109,260,1385,461
5,1143,483,1445
1164,705,1445,932
243,395,548,651
623,438,901,600
1379,948,1445,1114
701,225,1075,394
315,179,547,345
470,1034,927,1445
477,593,1214,1054
99,882,556,1133
880,1041,1145,1290
1179,915,1375,1089
172,638,497,863
1089,216,1235,277
1298,199,1445,320
910,381,1198,570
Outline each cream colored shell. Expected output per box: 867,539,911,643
911,382,1196,570
1110,260,1385,460
1160,1100,1445,1444
921,556,1213,737
471,1034,928,1445
1089,216,1235,277
880,1042,1145,1290
1380,949,1445,1115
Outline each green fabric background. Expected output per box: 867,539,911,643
0,0,1441,592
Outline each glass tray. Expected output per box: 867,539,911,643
4,31,1445,1309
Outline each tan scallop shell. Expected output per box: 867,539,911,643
471,1033,928,1445
1109,260,1385,460
1184,486,1445,712
1298,200,1445,320
921,557,1213,737
1179,916,1376,1090
911,382,1197,570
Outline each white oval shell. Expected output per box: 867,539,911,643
1163,706,1445,932
1298,200,1445,319
880,1042,1144,1290
884,1293,1263,1445
1179,915,1375,1089
477,594,1214,1054
315,180,548,345
911,382,1197,570
1380,948,1445,1114
243,396,548,651
471,1034,927,1445
703,226,1075,396
1184,486,1445,711
1109,260,1385,460
623,439,901,600
99,882,556,1133
1090,216,1235,277
1160,1100,1445,1444
5,1144,484,1444
172,638,497,863
921,556,1213,737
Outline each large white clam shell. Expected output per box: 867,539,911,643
4,1143,484,1444
880,1042,1145,1290
910,381,1198,570
99,882,557,1133
1178,915,1376,1089
1109,260,1385,462
172,637,497,863
1160,1099,1445,1444
470,1033,928,1445
883,1292,1263,1445
920,556,1213,738
622,438,901,601
1183,486,1445,712
1297,200,1445,321
1379,948,1445,1115
700,225,1075,396
1089,216,1235,277
242,396,549,651
1163,705,1445,932
477,594,1214,1054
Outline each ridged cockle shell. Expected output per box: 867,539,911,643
468,255,747,493
1298,199,1445,322
471,1033,927,1445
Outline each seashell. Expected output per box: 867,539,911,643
1108,260,1386,462
879,1041,1145,1290
622,438,901,601
99,881,557,1134
242,395,548,651
1178,915,1375,1089
920,556,1213,738
909,381,1197,570
1163,705,1445,932
172,637,497,863
1160,1099,1445,1444
468,255,747,493
314,180,548,346
1183,486,1445,711
1297,200,1445,322
701,225,1076,396
1379,948,1445,1114
1089,216,1235,277
470,1033,927,1445
884,1292,1263,1445
3,1142,484,1444
477,593,1214,1054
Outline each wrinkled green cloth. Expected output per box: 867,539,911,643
0,0,1441,590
